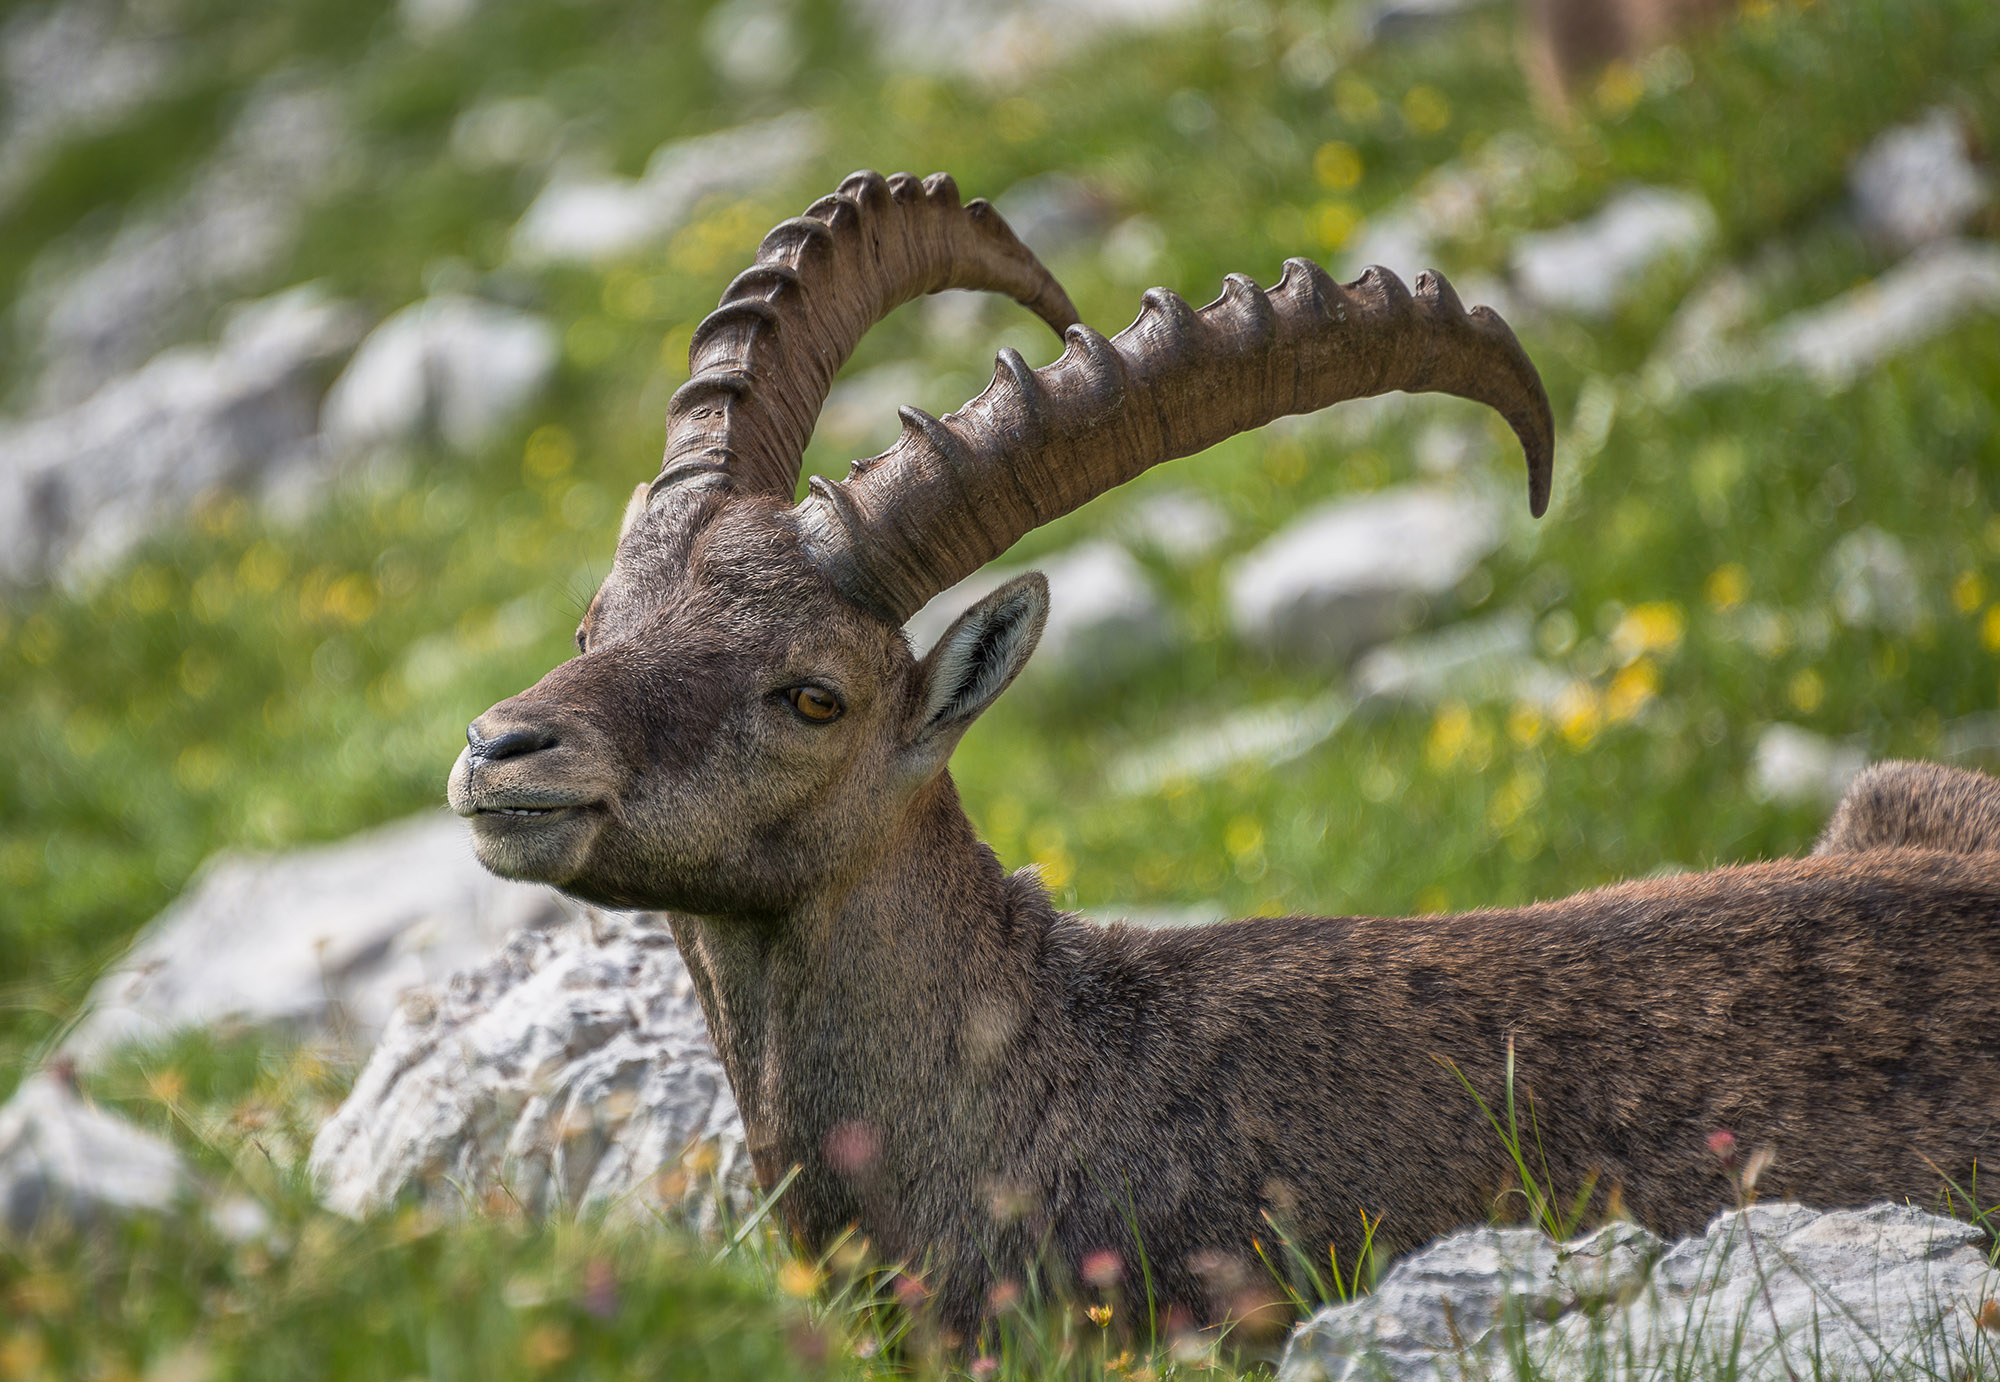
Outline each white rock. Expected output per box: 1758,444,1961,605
0,284,363,586
1768,240,2000,391
1642,265,1763,399
1851,109,1991,253
904,540,1170,672
63,813,551,1068
1413,419,1489,477
1751,724,1867,808
1116,488,1230,564
510,112,822,266
0,0,180,214
1343,133,1574,283
1359,0,1500,41
1225,485,1504,663
17,79,350,409
702,0,804,90
846,0,1206,86
1824,525,1924,633
448,96,562,171
0,1074,188,1236
1281,1205,1999,1382
1110,692,1351,796
310,906,749,1227
320,295,557,455
1513,185,1717,319
1352,609,1569,708
400,0,479,40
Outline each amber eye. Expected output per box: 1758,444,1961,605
787,685,843,723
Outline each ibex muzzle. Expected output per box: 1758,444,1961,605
451,171,2000,1341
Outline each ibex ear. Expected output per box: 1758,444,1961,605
617,482,650,544
906,573,1048,766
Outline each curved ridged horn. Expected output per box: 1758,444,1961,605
796,262,1554,624
657,170,1080,500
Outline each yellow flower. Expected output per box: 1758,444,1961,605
1555,683,1602,750
1087,1304,1114,1327
1613,603,1685,662
1312,141,1363,191
1952,570,1986,614
1401,85,1451,135
1705,563,1748,611
778,1259,823,1298
1605,659,1660,723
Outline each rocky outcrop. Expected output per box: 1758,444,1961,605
309,906,749,1228
509,112,822,266
906,539,1171,674
16,78,350,410
320,295,557,455
64,812,551,1067
0,284,362,586
1224,485,1504,664
0,1074,188,1238
1850,108,1991,254
1511,185,1717,320
1281,1204,2000,1382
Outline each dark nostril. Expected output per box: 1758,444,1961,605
466,722,558,762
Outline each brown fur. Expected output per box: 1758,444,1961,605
1815,759,2000,856
449,496,2000,1340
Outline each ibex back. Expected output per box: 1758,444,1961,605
448,172,2000,1338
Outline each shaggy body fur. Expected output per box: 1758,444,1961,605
669,768,2000,1333
1817,759,2000,855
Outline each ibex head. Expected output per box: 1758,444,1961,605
448,170,1553,918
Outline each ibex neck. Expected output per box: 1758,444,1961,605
668,772,1038,1244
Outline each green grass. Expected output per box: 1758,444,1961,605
4,0,2000,1372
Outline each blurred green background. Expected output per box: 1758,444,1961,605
1,0,1997,1373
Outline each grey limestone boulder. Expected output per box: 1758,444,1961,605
1351,608,1569,710
1225,485,1503,664
17,79,350,410
64,812,548,1068
0,1073,188,1238
0,283,363,586
320,294,558,455
510,112,822,267
1824,525,1924,635
1281,1204,2000,1382
1767,240,2000,392
1512,186,1717,320
1750,724,1867,809
1851,109,1991,254
905,539,1171,674
310,906,749,1227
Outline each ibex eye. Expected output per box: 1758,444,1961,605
787,686,843,723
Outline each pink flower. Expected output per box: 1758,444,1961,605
1706,1129,1738,1165
1081,1249,1123,1288
824,1120,881,1177
892,1273,929,1309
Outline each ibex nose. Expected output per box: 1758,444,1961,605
466,719,557,762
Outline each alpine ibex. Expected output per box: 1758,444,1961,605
450,171,2000,1338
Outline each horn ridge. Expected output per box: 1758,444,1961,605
801,264,1554,623
657,171,1081,502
